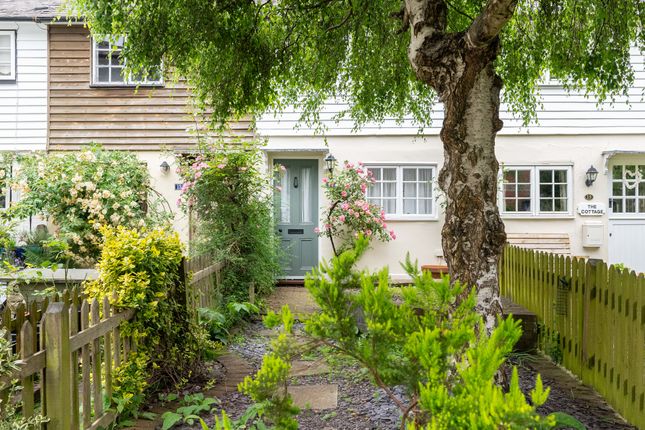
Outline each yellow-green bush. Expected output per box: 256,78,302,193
85,226,212,418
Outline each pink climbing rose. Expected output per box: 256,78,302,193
318,159,394,254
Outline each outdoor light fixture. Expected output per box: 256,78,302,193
585,165,598,187
324,153,337,174
160,160,170,174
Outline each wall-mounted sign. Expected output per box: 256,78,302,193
174,183,183,191
577,202,606,216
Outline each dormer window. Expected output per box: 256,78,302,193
0,30,16,82
92,37,162,86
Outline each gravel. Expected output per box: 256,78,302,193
176,321,635,430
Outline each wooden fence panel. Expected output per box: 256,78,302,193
184,254,223,320
0,255,220,428
70,303,80,430
502,245,645,429
45,302,73,430
90,299,103,419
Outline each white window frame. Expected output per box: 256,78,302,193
500,165,573,218
91,37,163,87
0,30,16,82
365,164,438,221
608,163,645,219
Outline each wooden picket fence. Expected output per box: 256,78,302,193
0,254,222,429
501,245,645,429
185,254,223,316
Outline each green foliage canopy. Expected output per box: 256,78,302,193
69,0,644,126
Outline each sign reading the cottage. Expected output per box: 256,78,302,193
577,202,606,216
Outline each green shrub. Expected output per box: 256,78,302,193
304,236,584,429
6,146,170,266
237,305,299,430
84,226,213,419
160,393,219,429
233,237,585,429
20,230,70,267
177,140,281,301
199,301,259,344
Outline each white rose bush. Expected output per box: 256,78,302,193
5,146,169,266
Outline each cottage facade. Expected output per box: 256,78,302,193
258,47,645,278
0,2,53,230
1,1,644,277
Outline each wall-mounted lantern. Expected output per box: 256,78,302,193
585,165,598,187
160,161,170,174
324,153,337,175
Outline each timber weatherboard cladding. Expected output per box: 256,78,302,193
47,25,253,150
0,21,48,151
257,48,645,136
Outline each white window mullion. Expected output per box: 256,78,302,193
397,166,403,216
415,168,420,214
531,167,537,216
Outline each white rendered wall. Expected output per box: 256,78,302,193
265,133,645,279
137,152,190,244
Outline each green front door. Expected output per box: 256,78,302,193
274,159,319,278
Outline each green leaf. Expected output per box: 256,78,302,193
160,412,183,430
202,397,220,407
177,405,198,415
140,412,158,421
550,412,587,430
164,393,179,402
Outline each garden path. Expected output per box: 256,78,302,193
131,287,637,429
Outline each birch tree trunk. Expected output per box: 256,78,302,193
406,0,516,333
439,54,507,334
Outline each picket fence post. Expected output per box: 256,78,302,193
44,302,73,430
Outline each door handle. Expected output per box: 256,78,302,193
278,229,283,233
294,176,299,188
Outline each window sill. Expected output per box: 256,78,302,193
0,79,16,84
90,83,165,89
501,214,575,220
385,215,439,222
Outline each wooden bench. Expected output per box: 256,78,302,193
420,265,448,279
506,233,571,255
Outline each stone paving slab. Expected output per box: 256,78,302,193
288,384,338,410
265,287,319,316
290,359,330,377
205,353,254,397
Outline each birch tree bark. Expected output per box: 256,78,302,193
406,0,517,333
